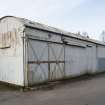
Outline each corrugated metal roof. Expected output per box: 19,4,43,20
0,16,105,46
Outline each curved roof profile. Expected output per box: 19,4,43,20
0,15,105,46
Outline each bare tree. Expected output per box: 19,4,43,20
82,32,88,36
77,31,81,35
101,30,105,42
82,32,89,38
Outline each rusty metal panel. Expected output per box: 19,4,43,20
0,17,24,86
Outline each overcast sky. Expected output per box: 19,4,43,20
0,0,105,40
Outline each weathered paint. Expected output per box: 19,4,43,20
1,16,105,86
26,28,105,85
0,16,25,86
65,45,87,77
27,40,48,85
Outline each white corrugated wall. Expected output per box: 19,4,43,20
0,17,24,86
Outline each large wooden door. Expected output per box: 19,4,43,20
49,43,65,80
27,39,48,85
27,38,65,85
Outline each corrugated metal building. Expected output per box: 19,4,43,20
0,16,105,86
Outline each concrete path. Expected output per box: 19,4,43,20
0,74,105,105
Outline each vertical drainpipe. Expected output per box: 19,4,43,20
48,42,50,81
96,45,98,59
61,35,66,77
64,43,66,77
23,28,28,87
48,33,51,81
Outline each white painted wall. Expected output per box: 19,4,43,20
1,17,105,86
0,17,24,86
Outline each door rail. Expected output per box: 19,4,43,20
28,60,65,64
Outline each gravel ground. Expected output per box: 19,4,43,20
0,74,105,105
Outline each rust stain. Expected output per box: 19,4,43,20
0,28,22,56
0,28,21,49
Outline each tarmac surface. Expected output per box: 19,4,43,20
0,74,105,105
